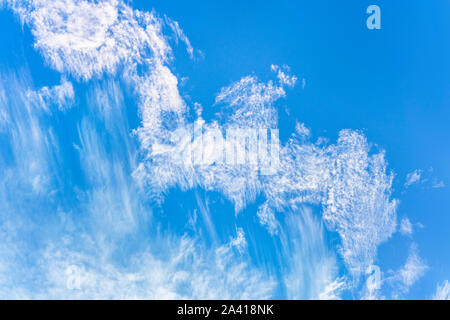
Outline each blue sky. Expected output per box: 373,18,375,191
0,0,448,299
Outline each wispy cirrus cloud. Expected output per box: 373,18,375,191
0,0,406,299
432,180,445,189
0,71,75,297
399,217,413,236
27,78,74,111
405,169,422,188
387,243,428,298
164,15,197,59
432,280,450,300
397,245,428,289
404,168,445,190
279,207,345,299
0,70,275,299
34,232,275,299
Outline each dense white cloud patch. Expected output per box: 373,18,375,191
320,132,397,275
215,72,288,128
6,0,187,147
7,0,171,80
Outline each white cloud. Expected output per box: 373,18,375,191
9,0,130,79
0,73,274,299
394,244,428,294
1,0,400,298
229,227,247,254
0,71,75,297
432,180,445,189
280,208,345,299
399,217,413,235
405,169,422,188
295,122,310,138
0,72,63,196
319,277,347,300
433,280,450,300
6,0,184,81
0,228,276,299
27,78,74,111
215,71,289,128
165,15,195,59
257,201,280,235
132,67,397,277
76,114,139,233
404,168,445,190
271,64,297,88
